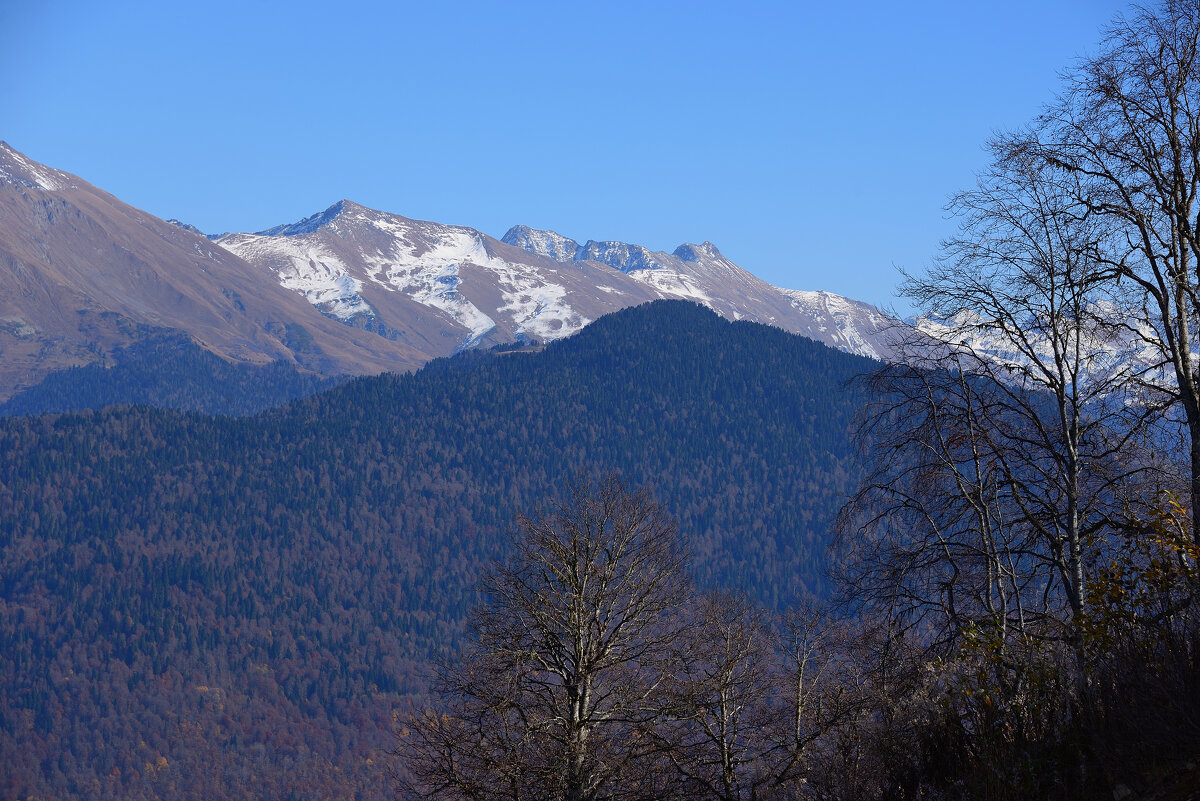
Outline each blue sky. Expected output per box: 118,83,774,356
2,1,1128,313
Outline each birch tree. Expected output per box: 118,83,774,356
1027,0,1200,547
839,139,1150,661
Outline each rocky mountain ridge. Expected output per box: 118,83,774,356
0,142,902,403
218,200,903,361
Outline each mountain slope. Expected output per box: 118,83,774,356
0,142,900,410
0,301,874,801
0,144,425,401
216,201,660,352
218,204,902,361
500,224,903,359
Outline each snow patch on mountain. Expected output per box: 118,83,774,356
578,241,673,273
913,310,1023,362
499,281,588,340
781,289,899,360
0,143,74,191
401,261,497,348
355,220,499,346
501,225,581,262
498,221,903,358
225,203,597,349
911,306,1163,388
359,216,589,345
217,233,375,322
627,267,714,303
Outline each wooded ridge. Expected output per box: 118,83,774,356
0,300,872,801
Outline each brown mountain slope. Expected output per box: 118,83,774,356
0,143,422,400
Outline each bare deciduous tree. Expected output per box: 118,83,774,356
1026,0,1200,547
632,593,869,801
828,6,1200,792
644,591,783,801
398,474,690,801
838,124,1153,666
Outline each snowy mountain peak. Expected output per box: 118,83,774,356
501,225,581,261
256,200,349,237
578,240,672,273
213,197,902,362
503,227,681,273
673,241,722,261
0,142,76,192
503,228,728,272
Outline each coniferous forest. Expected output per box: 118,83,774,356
0,301,871,801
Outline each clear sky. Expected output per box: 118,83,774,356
2,1,1130,313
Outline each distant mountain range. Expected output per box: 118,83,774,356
0,142,900,407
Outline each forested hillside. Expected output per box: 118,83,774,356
0,300,874,801
0,331,343,417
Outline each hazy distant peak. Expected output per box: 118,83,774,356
673,241,722,261
256,199,348,237
501,225,581,261
0,142,76,192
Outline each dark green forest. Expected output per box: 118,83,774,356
0,331,342,417
0,300,873,801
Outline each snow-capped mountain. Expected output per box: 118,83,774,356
501,224,902,359
0,142,902,400
216,202,662,352
520,227,905,360
218,206,903,362
779,289,903,360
